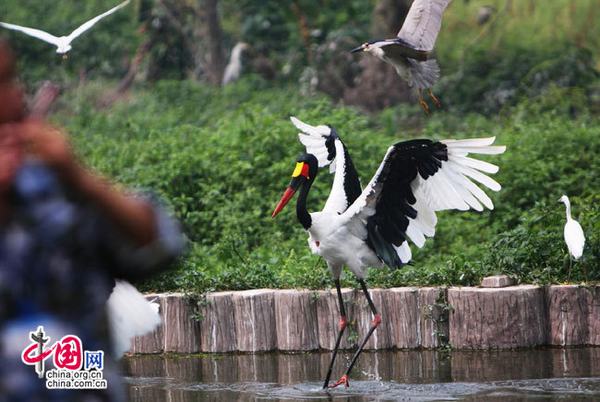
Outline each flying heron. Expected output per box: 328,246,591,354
351,0,453,113
272,116,505,388
0,0,130,57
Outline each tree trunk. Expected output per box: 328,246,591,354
201,0,225,85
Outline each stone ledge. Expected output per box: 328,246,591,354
127,285,599,353
480,275,516,288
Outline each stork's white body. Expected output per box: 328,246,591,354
308,212,383,279
560,195,585,260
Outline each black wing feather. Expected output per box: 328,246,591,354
381,39,430,62
366,139,448,268
326,127,362,212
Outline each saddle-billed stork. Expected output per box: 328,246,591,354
351,0,453,113
272,117,506,388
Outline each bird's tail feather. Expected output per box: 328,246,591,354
407,58,440,89
106,280,161,357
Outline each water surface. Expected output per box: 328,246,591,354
125,348,600,401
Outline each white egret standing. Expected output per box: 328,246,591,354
222,42,250,86
272,117,505,388
0,0,130,56
559,195,585,277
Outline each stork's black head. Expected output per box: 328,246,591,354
271,154,318,218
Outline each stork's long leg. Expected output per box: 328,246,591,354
322,279,348,389
330,279,381,388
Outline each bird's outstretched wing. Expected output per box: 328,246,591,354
381,40,430,61
342,136,505,268
397,0,453,52
67,0,130,42
0,22,60,46
290,117,362,214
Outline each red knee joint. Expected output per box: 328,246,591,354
372,314,382,327
339,316,348,330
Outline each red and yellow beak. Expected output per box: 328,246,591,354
272,187,296,218
271,161,310,218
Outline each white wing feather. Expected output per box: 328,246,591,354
291,116,335,171
343,136,505,263
67,0,130,41
0,22,60,45
106,280,161,357
397,0,453,51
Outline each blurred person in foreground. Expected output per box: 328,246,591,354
0,40,184,402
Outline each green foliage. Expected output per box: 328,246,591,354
484,194,600,284
50,79,599,293
6,0,598,293
437,45,598,114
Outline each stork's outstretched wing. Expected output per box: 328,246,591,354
0,22,60,46
397,0,453,52
67,0,130,41
290,117,361,215
342,136,505,268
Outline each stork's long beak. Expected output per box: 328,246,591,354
350,45,364,53
272,187,296,218
272,162,308,218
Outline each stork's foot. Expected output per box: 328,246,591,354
428,89,442,108
372,313,382,327
329,374,349,388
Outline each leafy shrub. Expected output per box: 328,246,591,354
483,194,600,284
437,45,599,114
50,79,600,293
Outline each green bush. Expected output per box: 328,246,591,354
437,45,599,114
49,79,599,293
484,194,600,284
